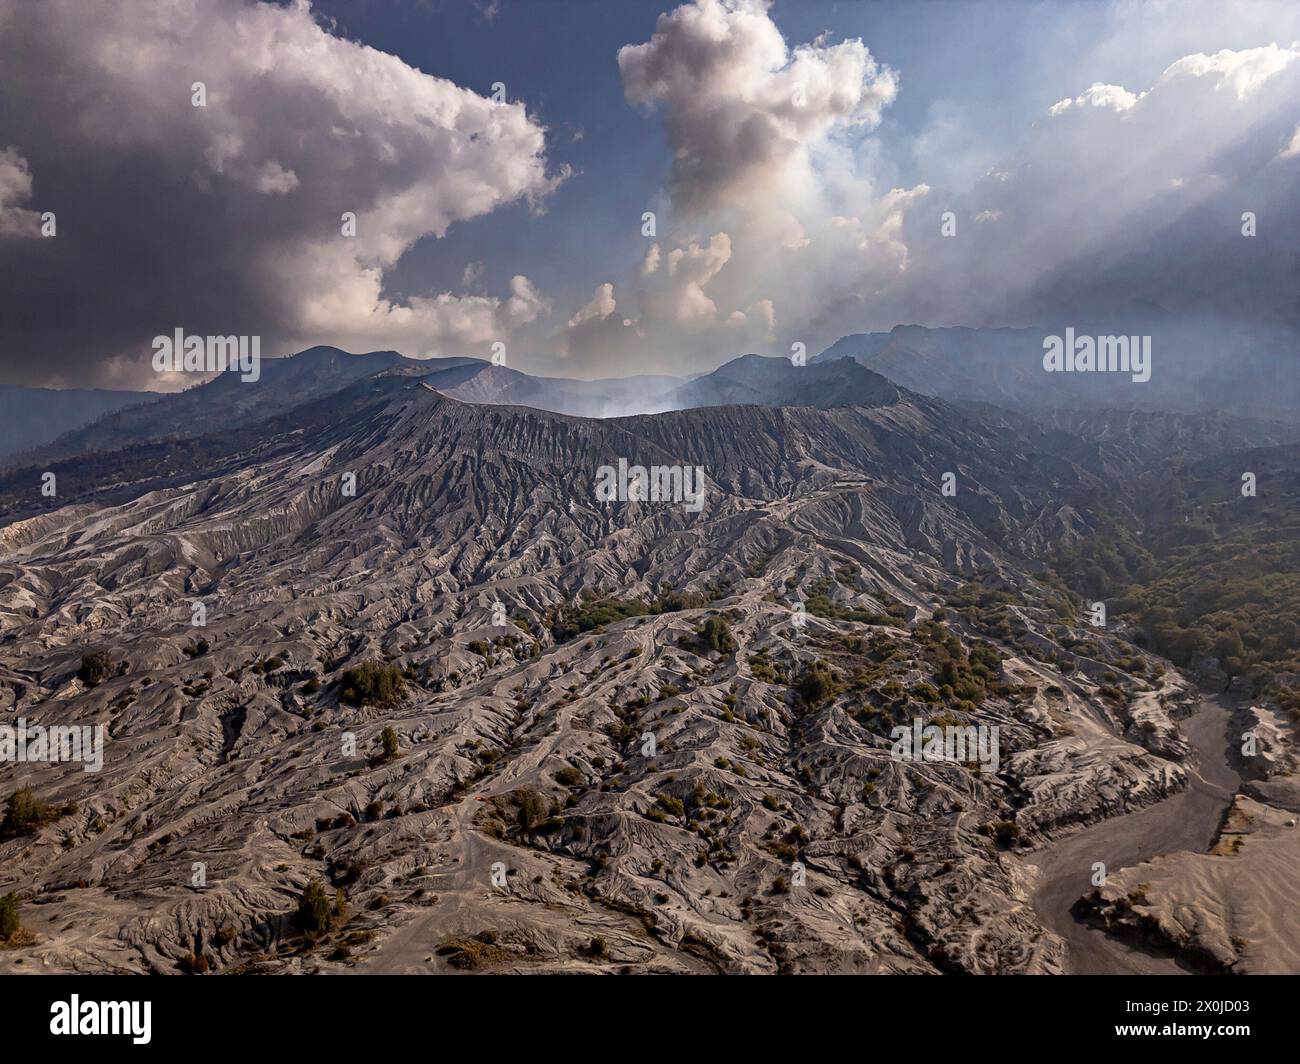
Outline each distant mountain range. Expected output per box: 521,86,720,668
4,347,457,465
6,317,1294,467
15,341,1293,509
813,321,1300,422
0,344,906,467
0,383,152,461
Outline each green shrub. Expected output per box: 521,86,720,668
656,794,685,818
749,652,780,683
296,880,332,939
340,661,405,707
516,789,548,834
551,598,648,641
77,650,113,687
794,660,839,705
0,892,19,941
699,616,737,653
436,933,506,970
2,786,51,836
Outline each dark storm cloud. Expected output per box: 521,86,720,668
0,0,563,389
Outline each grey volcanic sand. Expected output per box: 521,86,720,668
1028,698,1241,974
0,381,1278,974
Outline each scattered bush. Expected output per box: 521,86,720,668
340,661,405,707
436,933,506,970
699,616,737,654
1,786,55,837
516,789,549,835
656,794,685,818
794,660,839,705
296,880,332,939
0,892,19,941
77,650,113,687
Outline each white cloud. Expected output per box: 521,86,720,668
617,0,897,212
0,146,41,236
1048,82,1144,116
6,0,1298,386
521,13,1300,374
649,232,732,326
1160,41,1300,100
667,233,730,283
560,230,777,371
568,282,617,327
563,0,906,376
1279,123,1300,159
255,161,300,195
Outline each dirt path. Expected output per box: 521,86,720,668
1027,697,1240,973
359,800,487,974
